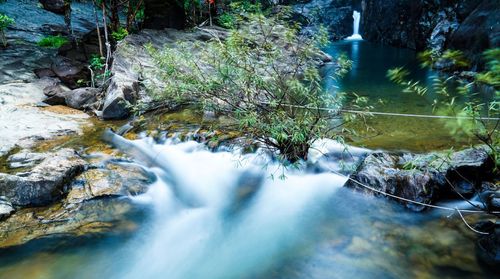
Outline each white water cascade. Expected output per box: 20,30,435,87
100,131,367,279
345,10,363,41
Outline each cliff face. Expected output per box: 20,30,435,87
294,0,361,41
360,0,499,67
297,0,498,66
360,0,484,50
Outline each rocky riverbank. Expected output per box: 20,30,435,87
0,0,498,271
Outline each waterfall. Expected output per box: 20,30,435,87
99,131,367,279
346,10,363,41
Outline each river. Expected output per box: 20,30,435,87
0,40,494,279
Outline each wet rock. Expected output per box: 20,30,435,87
345,152,436,211
346,146,494,211
66,165,151,204
51,56,89,89
475,221,500,271
0,149,87,207
480,184,500,211
0,197,142,248
39,0,66,15
65,87,100,110
7,151,47,169
0,197,14,221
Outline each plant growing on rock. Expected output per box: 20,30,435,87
144,9,367,162
111,26,129,41
37,35,69,48
0,13,14,47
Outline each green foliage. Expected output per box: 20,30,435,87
0,13,14,47
145,10,361,162
0,13,13,30
37,35,69,48
88,54,111,83
476,48,500,88
388,48,500,172
387,67,428,96
218,13,236,29
90,54,105,71
417,49,470,70
111,27,128,41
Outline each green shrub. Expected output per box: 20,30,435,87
0,13,14,47
37,35,69,48
145,10,366,162
217,13,236,29
112,27,128,41
89,54,105,71
388,48,499,172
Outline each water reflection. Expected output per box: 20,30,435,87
323,41,474,151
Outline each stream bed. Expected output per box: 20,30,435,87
0,40,496,278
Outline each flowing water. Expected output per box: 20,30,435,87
345,11,363,41
0,133,495,279
0,40,495,278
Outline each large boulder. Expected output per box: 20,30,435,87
51,56,89,89
66,165,152,204
65,87,100,110
102,77,138,120
43,83,71,105
0,163,151,248
345,146,494,211
39,0,66,15
0,149,87,207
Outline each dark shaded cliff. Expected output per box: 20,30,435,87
297,0,499,66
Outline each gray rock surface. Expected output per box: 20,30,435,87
0,78,89,156
7,151,47,169
0,149,87,206
0,197,14,221
66,164,151,204
294,0,354,40
0,0,94,156
65,87,100,109
51,56,89,89
346,146,494,211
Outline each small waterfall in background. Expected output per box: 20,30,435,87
100,131,367,279
346,10,363,40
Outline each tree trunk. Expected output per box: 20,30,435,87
64,0,75,46
110,0,120,32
